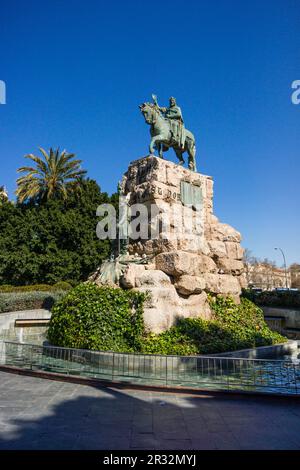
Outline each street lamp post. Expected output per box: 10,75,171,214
274,247,289,289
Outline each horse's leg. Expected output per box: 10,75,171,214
150,135,163,156
174,147,185,165
158,143,164,159
149,137,155,155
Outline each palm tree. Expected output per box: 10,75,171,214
0,185,8,203
16,147,87,203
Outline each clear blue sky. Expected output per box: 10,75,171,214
0,0,299,266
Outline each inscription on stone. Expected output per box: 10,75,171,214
134,184,181,202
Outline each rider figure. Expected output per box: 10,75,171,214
153,96,185,148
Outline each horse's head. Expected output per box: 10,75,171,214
139,102,156,124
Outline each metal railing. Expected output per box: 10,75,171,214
0,340,299,395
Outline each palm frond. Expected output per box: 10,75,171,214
15,147,86,203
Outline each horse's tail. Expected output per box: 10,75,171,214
186,132,196,155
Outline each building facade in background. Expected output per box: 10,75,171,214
245,262,291,290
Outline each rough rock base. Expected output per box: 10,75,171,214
93,156,246,334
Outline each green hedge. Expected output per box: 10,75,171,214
0,282,73,293
0,290,65,313
142,296,286,355
47,283,146,352
243,289,300,309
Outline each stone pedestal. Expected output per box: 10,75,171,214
117,156,246,333
92,155,246,333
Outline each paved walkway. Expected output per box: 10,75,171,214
0,371,300,450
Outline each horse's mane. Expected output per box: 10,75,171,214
142,102,162,117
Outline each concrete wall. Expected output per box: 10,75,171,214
0,309,51,344
0,309,51,330
262,306,300,329
210,340,298,359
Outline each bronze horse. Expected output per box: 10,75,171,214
139,102,197,171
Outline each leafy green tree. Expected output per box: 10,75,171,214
0,179,115,285
16,147,86,203
290,263,300,289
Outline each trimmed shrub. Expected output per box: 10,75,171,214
0,283,72,293
53,281,73,291
0,284,52,293
0,291,65,313
47,283,146,352
243,289,300,309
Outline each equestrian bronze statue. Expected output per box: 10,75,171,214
139,95,197,171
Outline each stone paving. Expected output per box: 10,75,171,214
0,371,300,450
